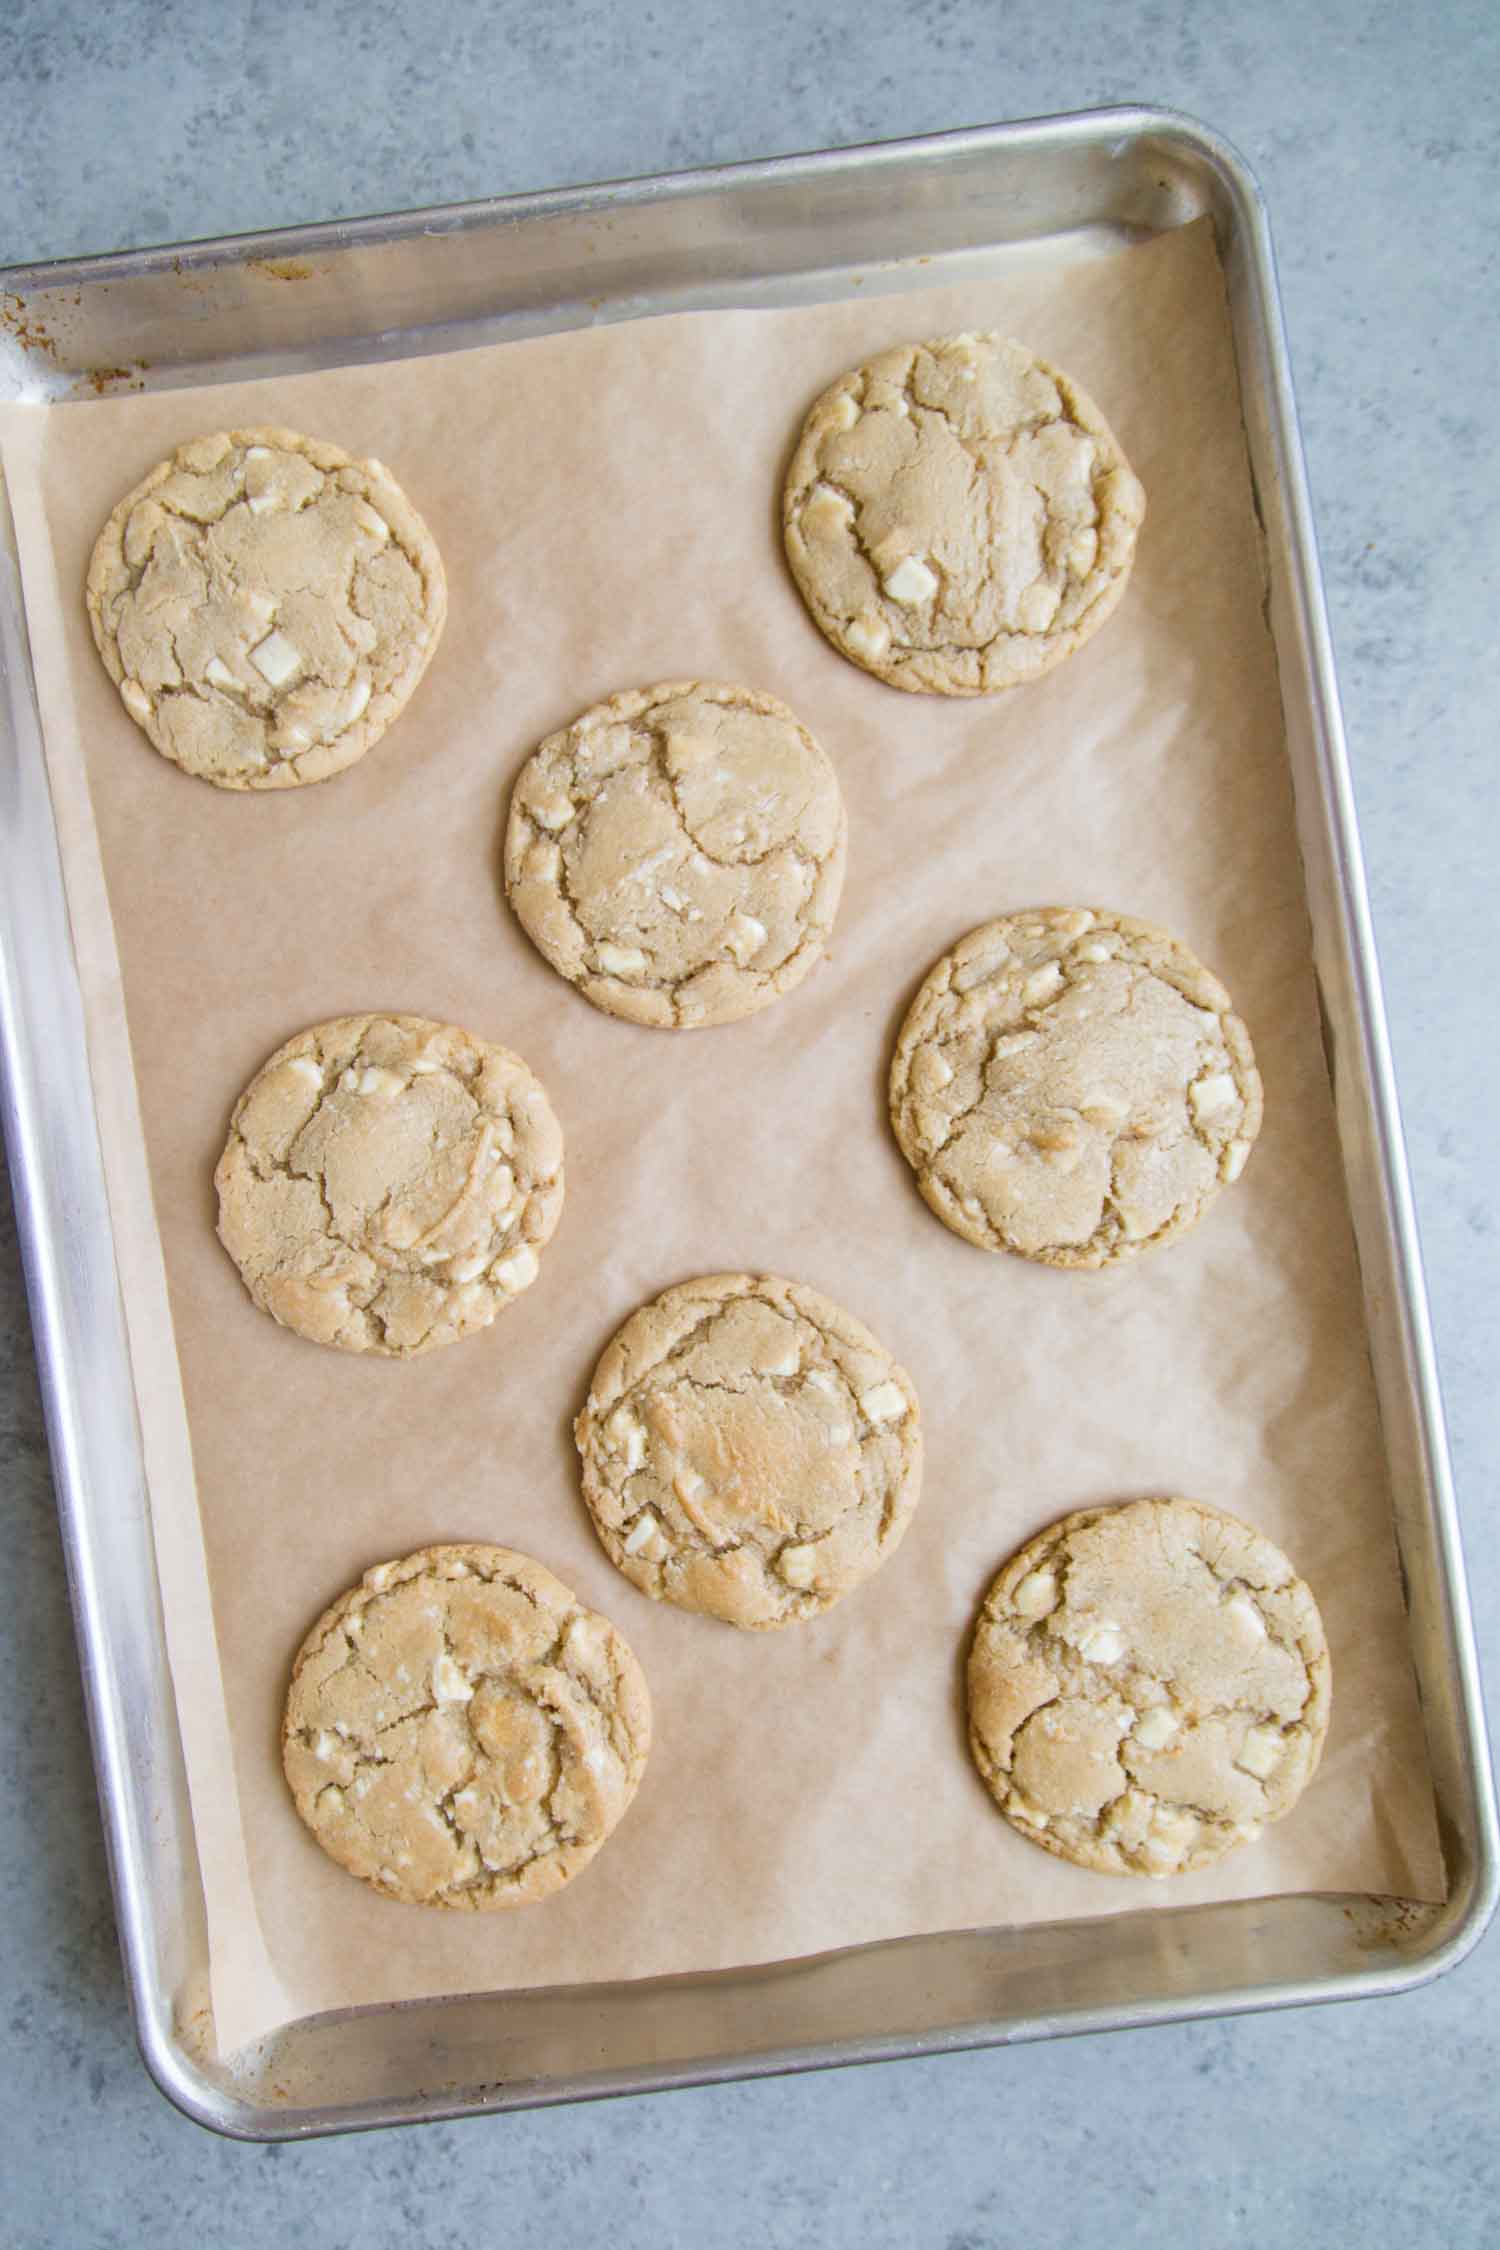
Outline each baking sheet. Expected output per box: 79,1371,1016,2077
0,215,1444,2058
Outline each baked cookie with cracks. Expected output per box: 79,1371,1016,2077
505,680,847,1029
575,1273,922,1628
783,332,1144,695
215,1012,563,1356
283,1544,651,1907
966,1496,1331,1877
86,425,445,788
889,907,1261,1267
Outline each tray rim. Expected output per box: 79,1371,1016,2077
1,101,1494,2140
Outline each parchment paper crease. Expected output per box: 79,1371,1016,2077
0,217,1444,2057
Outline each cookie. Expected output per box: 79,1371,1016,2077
505,680,847,1029
85,426,445,789
966,1497,1331,1877
282,1544,651,1908
782,332,1145,695
215,1013,563,1356
889,908,1261,1267
575,1273,922,1628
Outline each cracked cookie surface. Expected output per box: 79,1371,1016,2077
575,1274,922,1628
215,1013,564,1356
504,681,847,1028
283,1544,651,1908
967,1497,1331,1877
783,332,1145,695
889,908,1261,1268
85,426,445,789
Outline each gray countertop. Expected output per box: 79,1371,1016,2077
2,3,1497,2242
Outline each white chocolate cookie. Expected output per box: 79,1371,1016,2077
967,1498,1331,1877
575,1274,922,1628
283,1545,651,1908
783,333,1144,695
86,426,445,789
889,908,1261,1267
505,681,847,1029
215,1013,563,1356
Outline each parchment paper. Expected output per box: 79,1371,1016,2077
0,216,1445,2058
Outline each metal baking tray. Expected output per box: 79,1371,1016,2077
1,106,1494,2139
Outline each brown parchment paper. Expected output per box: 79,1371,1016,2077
0,217,1445,2058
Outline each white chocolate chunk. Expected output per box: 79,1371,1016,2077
121,679,154,721
955,942,1011,991
1079,1621,1126,1664
1190,1072,1240,1121
1236,1724,1284,1779
1009,1798,1051,1829
778,1543,818,1589
317,1786,345,1815
287,1056,323,1088
1081,1091,1130,1125
883,554,939,605
367,1564,394,1591
491,1245,539,1294
825,393,860,433
860,1380,907,1425
822,1423,853,1449
609,1412,647,1473
804,1370,840,1396
1226,1594,1267,1644
802,481,856,534
248,629,304,687
1222,1137,1252,1183
530,792,575,832
1013,1569,1059,1619
624,1509,665,1557
446,1251,489,1285
724,913,767,965
1066,527,1099,576
596,942,649,977
1133,1706,1180,1750
432,1653,474,1704
563,1616,606,1672
342,676,371,725
1023,961,1064,1007
912,1048,953,1093
311,1730,339,1761
846,615,891,663
1018,580,1061,632
356,1066,404,1097
204,655,241,692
